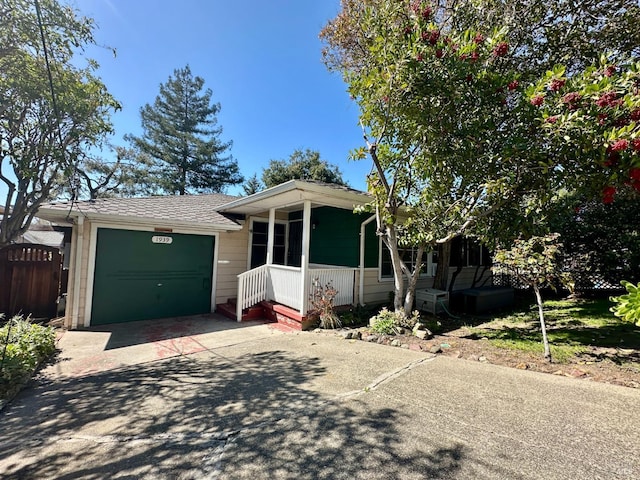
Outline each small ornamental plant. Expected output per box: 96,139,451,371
309,279,341,329
494,234,573,362
610,281,640,325
369,307,421,335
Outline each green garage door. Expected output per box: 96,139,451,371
91,228,214,325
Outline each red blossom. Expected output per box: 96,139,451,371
550,78,566,91
470,51,479,63
435,49,444,58
460,54,468,60
404,25,413,36
603,65,616,77
630,168,640,181
466,74,473,83
611,139,629,152
602,186,616,204
545,116,558,123
422,6,432,18
597,113,608,125
596,91,622,108
416,53,424,62
492,42,508,57
473,33,485,44
562,92,581,105
530,95,544,106
507,80,519,91
632,180,640,193
604,147,620,166
428,30,440,45
633,139,640,152
630,109,640,121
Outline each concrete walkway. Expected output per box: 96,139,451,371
1,314,639,479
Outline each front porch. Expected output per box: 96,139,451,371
215,181,375,330
216,264,358,329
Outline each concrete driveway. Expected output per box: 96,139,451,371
1,314,639,479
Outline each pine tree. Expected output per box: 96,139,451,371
126,65,242,195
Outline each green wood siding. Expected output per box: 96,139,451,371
91,228,214,325
289,207,378,268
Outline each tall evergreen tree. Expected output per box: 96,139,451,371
126,66,242,195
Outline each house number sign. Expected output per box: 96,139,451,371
152,235,173,244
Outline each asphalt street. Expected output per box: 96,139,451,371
1,315,638,479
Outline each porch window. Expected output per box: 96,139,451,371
250,220,286,268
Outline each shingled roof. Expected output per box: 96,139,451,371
38,193,242,229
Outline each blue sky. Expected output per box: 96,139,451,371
68,0,369,195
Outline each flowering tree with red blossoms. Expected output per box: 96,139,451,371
527,58,640,203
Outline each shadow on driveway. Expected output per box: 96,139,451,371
0,343,466,479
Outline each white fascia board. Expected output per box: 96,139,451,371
218,180,372,213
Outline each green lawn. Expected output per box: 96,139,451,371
468,297,640,364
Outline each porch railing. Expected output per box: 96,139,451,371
268,265,303,309
236,264,356,320
308,267,356,308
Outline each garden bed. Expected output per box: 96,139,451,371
333,296,640,389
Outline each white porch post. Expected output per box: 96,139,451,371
300,200,311,315
266,207,275,265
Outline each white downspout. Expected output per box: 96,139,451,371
359,215,376,306
71,216,84,329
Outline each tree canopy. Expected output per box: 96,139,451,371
320,0,640,313
0,0,119,247
126,65,242,195
261,149,347,189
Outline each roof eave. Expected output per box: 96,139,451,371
218,180,372,214
36,207,243,232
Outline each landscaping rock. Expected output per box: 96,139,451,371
468,354,479,362
429,345,442,354
391,339,401,347
516,363,528,370
412,322,433,339
401,344,409,349
409,344,422,352
479,356,488,363
363,334,378,343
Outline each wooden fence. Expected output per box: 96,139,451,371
0,244,62,320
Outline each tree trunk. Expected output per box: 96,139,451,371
533,284,552,362
384,226,405,313
433,240,451,291
404,245,425,316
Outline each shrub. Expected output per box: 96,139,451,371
310,279,341,329
0,315,56,399
369,307,421,335
610,280,640,325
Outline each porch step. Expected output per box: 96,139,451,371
216,299,316,331
215,299,265,322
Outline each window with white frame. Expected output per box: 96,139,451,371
380,243,435,279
